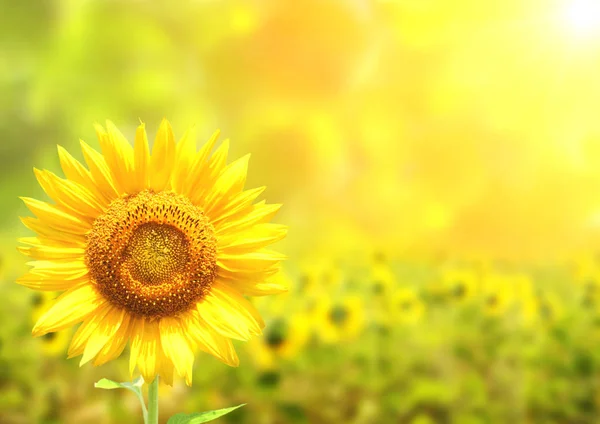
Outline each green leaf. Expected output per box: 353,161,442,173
167,404,246,424
94,376,144,393
94,377,147,422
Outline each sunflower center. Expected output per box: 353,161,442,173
329,306,349,326
86,190,217,318
453,282,466,298
400,300,413,311
487,295,499,308
124,223,189,285
265,319,287,349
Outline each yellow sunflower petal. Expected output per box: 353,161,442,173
17,272,89,291
34,169,104,220
189,140,230,205
217,265,280,284
149,118,176,191
238,281,289,296
210,186,266,225
204,154,250,217
137,319,161,383
96,121,136,194
21,197,91,234
80,307,125,366
159,317,195,386
222,276,289,296
215,202,282,235
196,130,221,167
133,122,150,190
198,282,264,340
175,126,197,173
156,349,175,386
207,140,230,179
80,140,119,199
180,130,220,197
218,250,286,273
67,302,113,358
17,242,84,260
57,145,111,206
171,126,197,193
93,313,132,366
20,217,87,245
218,223,288,253
19,235,84,249
32,283,105,336
129,317,145,376
185,309,240,367
27,259,88,279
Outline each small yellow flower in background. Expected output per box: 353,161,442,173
519,294,540,328
480,273,514,317
567,258,600,308
17,119,287,386
509,273,539,327
247,314,309,369
262,315,309,358
30,291,54,324
295,257,347,294
389,288,425,325
537,292,564,324
439,268,479,303
41,330,72,357
294,262,321,295
515,285,564,328
511,272,535,300
315,296,365,344
569,253,600,284
581,277,600,309
30,292,72,357
369,256,397,297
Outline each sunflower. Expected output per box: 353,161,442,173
247,314,309,369
479,273,514,317
389,287,425,325
18,119,287,386
295,258,344,295
262,315,309,358
369,259,397,297
439,268,479,304
315,296,365,344
510,273,539,326
536,291,564,324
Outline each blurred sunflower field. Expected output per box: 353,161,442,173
4,0,600,422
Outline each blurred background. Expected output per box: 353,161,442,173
3,0,600,422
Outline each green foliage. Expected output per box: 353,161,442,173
94,376,144,392
167,404,245,424
95,377,147,423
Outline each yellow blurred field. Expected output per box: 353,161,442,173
2,0,600,423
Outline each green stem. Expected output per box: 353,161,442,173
137,391,148,424
147,375,159,424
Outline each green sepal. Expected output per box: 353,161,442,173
167,404,246,424
94,376,144,393
94,377,148,423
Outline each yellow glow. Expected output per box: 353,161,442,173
562,0,600,37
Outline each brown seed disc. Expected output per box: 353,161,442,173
85,189,217,318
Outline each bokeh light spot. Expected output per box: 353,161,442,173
562,0,600,38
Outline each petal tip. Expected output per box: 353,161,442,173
93,122,106,135
31,326,44,338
